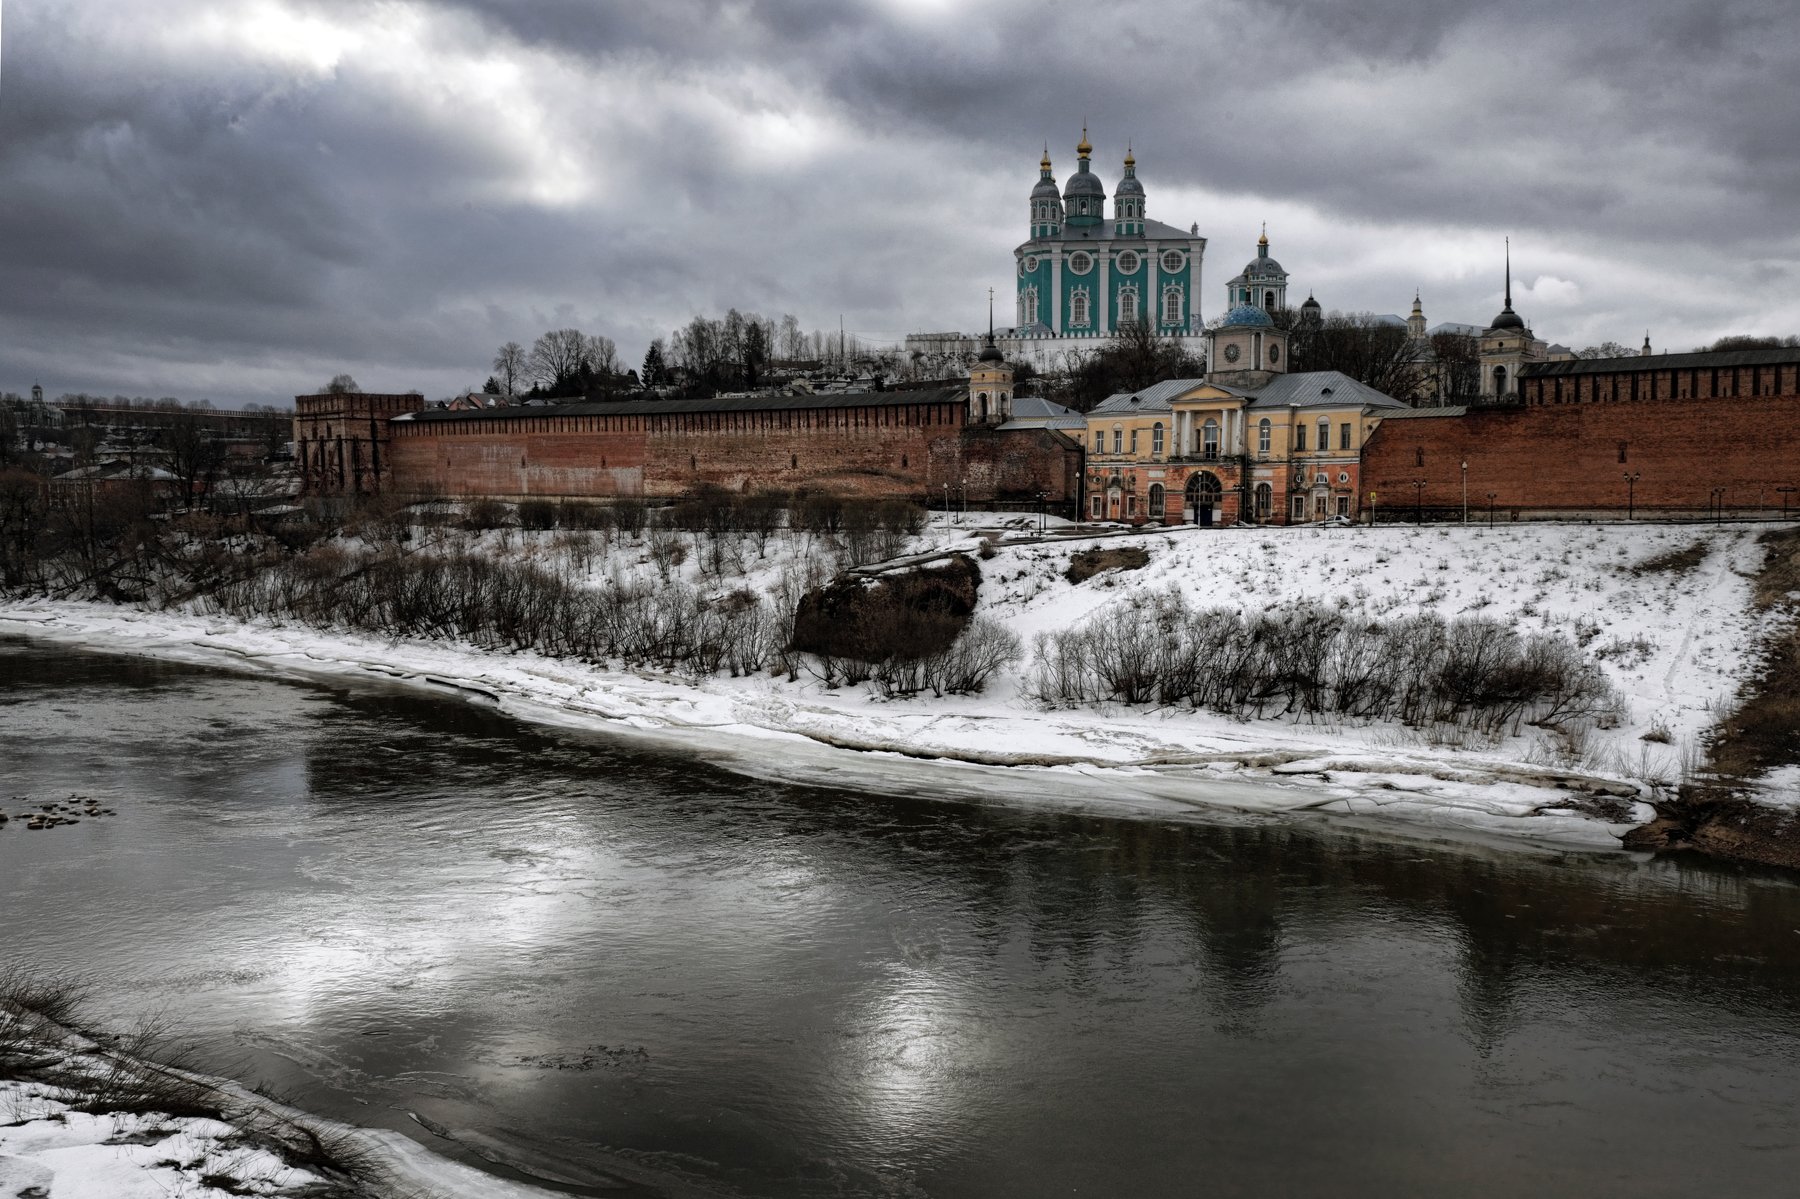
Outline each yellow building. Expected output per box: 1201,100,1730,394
1084,371,1406,525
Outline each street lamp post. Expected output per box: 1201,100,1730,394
1411,478,1427,525
1486,491,1497,527
1622,472,1640,521
1710,487,1726,524
1461,460,1468,525
1779,486,1797,519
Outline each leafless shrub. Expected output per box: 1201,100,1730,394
1030,592,1619,734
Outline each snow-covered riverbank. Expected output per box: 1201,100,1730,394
0,1012,560,1199
5,519,1782,849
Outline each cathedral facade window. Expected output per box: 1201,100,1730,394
1117,250,1140,274
1069,251,1093,275
1162,285,1183,326
1021,287,1039,326
1070,288,1091,328
1118,284,1139,325
1161,250,1185,273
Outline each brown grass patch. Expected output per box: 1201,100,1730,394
1065,545,1150,584
1751,525,1800,610
1628,541,1710,577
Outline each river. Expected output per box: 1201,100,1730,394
3,637,1799,1197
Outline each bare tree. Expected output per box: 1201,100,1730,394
160,411,227,508
1286,311,1429,402
1066,322,1205,411
583,333,619,379
1427,331,1481,403
324,374,361,394
529,329,589,393
492,342,527,396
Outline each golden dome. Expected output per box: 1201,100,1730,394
1123,142,1135,168
1076,125,1092,158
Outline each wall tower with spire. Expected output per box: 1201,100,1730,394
968,288,1014,425
1479,239,1544,400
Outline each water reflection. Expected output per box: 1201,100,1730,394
4,638,1800,1197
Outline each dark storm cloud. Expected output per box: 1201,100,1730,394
1,0,1797,404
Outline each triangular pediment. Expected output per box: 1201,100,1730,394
1170,383,1241,404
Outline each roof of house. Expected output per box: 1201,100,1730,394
397,387,965,423
1089,378,1208,414
1521,346,1800,376
54,460,178,481
1010,395,1080,419
1245,371,1411,411
1089,370,1407,416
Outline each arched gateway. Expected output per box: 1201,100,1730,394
1185,471,1222,526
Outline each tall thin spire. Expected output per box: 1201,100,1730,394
1504,236,1512,310
978,286,1003,362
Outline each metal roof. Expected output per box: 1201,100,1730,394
1009,395,1082,419
1089,378,1208,414
997,415,1087,432
1030,217,1197,245
398,387,965,423
1521,346,1800,376
1245,371,1410,411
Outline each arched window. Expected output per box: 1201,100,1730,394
1255,482,1273,517
1163,286,1183,325
1202,418,1219,458
1149,483,1165,517
1071,289,1090,327
1022,288,1039,326
1493,365,1508,393
1264,290,1277,314
1118,286,1139,325
1258,417,1271,454
1151,422,1164,456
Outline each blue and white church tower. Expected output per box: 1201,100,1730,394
1011,131,1207,359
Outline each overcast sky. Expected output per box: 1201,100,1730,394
3,0,1798,406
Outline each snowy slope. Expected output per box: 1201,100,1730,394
1,518,1784,850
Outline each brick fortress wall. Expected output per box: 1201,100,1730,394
1364,391,1800,518
366,392,1082,507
